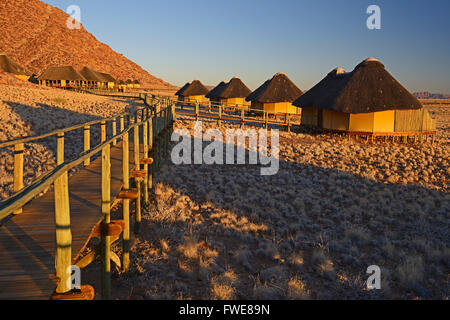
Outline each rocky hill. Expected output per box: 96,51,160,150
0,0,176,89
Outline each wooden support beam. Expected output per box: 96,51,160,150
54,133,72,294
101,144,111,300
112,118,117,146
122,131,130,271
13,143,24,215
101,121,106,143
83,125,90,166
143,121,149,204
133,125,141,234
148,119,153,191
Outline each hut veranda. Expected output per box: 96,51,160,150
246,72,303,115
293,58,436,135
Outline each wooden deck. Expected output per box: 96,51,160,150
0,141,138,300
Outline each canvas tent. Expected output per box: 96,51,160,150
37,66,86,87
175,80,209,103
246,73,303,115
0,54,32,81
293,58,436,134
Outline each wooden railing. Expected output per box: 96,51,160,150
175,99,300,131
0,93,176,299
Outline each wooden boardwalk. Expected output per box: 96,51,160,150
0,141,137,300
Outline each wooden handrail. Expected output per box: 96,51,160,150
0,95,167,220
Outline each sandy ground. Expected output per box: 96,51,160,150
0,82,448,299
0,84,142,200
80,102,449,300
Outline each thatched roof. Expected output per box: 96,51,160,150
177,80,209,97
0,54,31,76
246,73,303,103
79,66,103,82
37,66,86,81
175,82,190,96
118,80,125,85
126,79,133,84
206,81,227,99
217,77,252,99
133,79,140,84
97,72,116,83
293,58,422,113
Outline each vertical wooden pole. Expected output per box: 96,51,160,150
195,102,199,121
218,105,222,126
122,132,130,271
13,143,24,215
54,133,72,294
134,125,141,233
143,121,149,204
83,125,90,166
241,109,245,129
101,144,111,300
112,118,117,146
101,121,106,143
148,118,153,192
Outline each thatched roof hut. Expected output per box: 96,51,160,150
206,81,227,99
246,73,303,114
97,72,116,83
79,66,103,83
38,66,86,82
176,80,209,103
179,80,209,97
0,54,32,78
175,82,190,96
293,58,422,113
246,73,303,104
294,58,435,133
217,77,252,99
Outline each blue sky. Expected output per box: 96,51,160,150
43,0,450,92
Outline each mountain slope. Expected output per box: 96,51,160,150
0,0,175,88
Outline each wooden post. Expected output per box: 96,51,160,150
218,105,222,126
122,132,130,271
13,143,24,214
54,132,72,294
148,118,153,191
83,125,90,166
208,101,211,113
101,121,106,143
101,143,111,300
265,112,268,129
241,110,245,129
195,102,199,121
112,118,117,146
143,121,149,204
287,116,291,133
133,125,141,233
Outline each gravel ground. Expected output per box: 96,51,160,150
0,84,142,200
82,104,449,300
